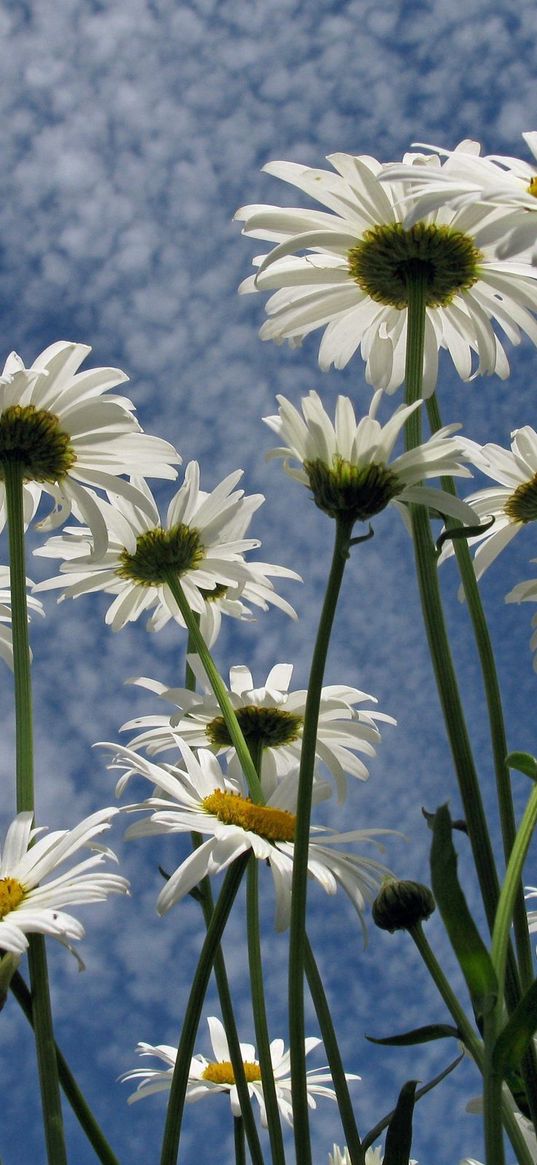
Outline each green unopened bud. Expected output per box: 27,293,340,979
372,877,435,933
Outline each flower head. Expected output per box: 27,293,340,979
438,427,537,585
121,660,395,803
103,742,395,933
0,342,180,554
265,391,477,529
0,808,129,959
121,1016,358,1126
34,463,298,642
0,565,44,669
236,150,537,393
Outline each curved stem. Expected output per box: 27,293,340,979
164,572,263,804
159,853,250,1165
289,515,353,1165
247,859,286,1165
304,936,364,1165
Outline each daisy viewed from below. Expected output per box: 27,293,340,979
102,741,395,932
121,660,396,803
121,1016,358,1127
0,808,129,958
235,149,537,393
34,462,298,642
438,426,537,586
0,565,45,669
0,341,180,554
264,390,478,530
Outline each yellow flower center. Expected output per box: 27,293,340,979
0,877,26,918
0,405,76,482
201,1060,262,1085
206,704,303,749
202,789,296,842
304,455,402,522
347,221,483,309
527,177,537,198
117,524,205,585
504,474,537,524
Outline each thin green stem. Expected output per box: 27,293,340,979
164,572,263,803
234,1117,246,1165
160,853,250,1165
10,970,120,1165
304,936,364,1165
247,858,286,1165
5,462,68,1165
491,784,537,999
4,460,34,812
289,515,353,1165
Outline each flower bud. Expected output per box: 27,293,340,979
372,877,435,932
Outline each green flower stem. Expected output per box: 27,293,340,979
403,281,501,938
5,462,68,1165
247,858,286,1165
164,572,263,804
27,936,68,1165
410,924,533,1165
160,853,250,1165
425,393,537,1134
491,783,537,999
289,515,354,1165
234,1117,246,1165
4,461,34,811
10,969,120,1165
304,935,364,1165
184,628,265,1165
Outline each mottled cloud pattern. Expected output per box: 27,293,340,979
1,1,536,1162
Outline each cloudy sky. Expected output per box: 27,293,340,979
2,1,537,1162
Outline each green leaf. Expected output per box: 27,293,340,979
362,1053,464,1151
383,1081,417,1165
430,804,498,1019
366,1023,460,1047
493,979,537,1075
435,515,494,554
506,752,537,781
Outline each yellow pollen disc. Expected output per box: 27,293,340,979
527,176,537,198
202,1060,262,1085
0,876,26,918
202,789,296,842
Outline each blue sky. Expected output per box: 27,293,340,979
1,1,537,1162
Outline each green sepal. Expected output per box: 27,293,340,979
383,1080,417,1165
430,804,498,1019
493,978,537,1077
506,752,537,781
435,515,494,554
366,1023,460,1047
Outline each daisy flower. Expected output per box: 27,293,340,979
0,565,45,669
438,426,537,584
264,390,478,530
0,807,129,958
382,135,537,256
102,742,395,933
235,150,537,393
0,341,180,554
506,566,537,670
121,1016,357,1127
34,462,299,641
120,660,396,803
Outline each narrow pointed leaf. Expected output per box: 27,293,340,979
362,1054,463,1151
383,1080,417,1165
430,804,498,1019
366,1023,460,1047
436,515,494,554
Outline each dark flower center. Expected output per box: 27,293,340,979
304,456,402,522
117,525,205,585
504,474,537,524
0,405,76,482
347,222,483,309
206,705,303,749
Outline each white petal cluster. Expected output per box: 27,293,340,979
121,1016,357,1126
0,808,129,957
236,150,537,393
